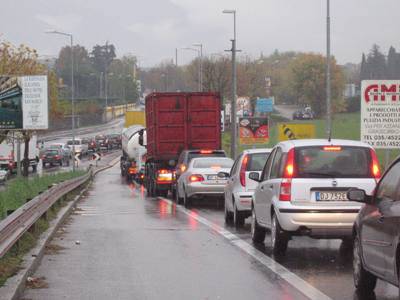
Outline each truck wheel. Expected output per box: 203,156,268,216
271,214,289,256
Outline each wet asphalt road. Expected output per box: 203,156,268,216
22,165,398,300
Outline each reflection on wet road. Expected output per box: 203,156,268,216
22,165,398,300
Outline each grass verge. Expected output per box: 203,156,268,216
0,170,86,220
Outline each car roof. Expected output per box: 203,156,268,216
276,139,374,151
242,148,272,154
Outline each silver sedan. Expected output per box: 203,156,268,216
176,157,234,208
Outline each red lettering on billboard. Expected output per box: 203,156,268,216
364,84,400,102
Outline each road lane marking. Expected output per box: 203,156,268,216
160,197,332,300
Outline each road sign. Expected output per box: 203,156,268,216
239,117,269,145
93,153,101,161
255,98,274,113
0,75,49,130
361,80,400,149
278,123,316,141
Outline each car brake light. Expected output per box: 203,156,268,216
128,167,137,174
240,155,249,187
283,148,295,178
200,150,213,154
189,174,204,182
279,179,292,201
370,149,381,180
180,164,187,172
323,146,342,151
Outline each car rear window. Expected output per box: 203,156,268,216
295,146,371,178
193,158,233,169
45,150,59,155
187,152,226,162
247,152,270,171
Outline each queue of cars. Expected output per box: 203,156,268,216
152,138,400,296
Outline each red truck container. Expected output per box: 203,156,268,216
144,92,221,197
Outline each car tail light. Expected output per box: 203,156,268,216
200,150,213,154
283,148,295,178
140,174,145,179
279,179,292,201
128,167,137,174
370,149,381,180
8,162,13,169
55,155,61,159
180,164,187,172
189,174,204,182
240,155,249,187
157,169,173,184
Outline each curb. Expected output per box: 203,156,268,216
0,158,119,300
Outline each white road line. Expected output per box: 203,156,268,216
160,197,332,300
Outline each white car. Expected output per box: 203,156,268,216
67,138,89,157
222,149,271,227
176,157,234,208
249,139,380,255
0,169,9,183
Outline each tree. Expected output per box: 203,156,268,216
387,46,399,79
0,41,58,176
289,53,345,116
367,44,386,79
359,53,369,82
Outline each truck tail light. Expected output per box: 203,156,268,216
157,169,173,184
189,174,204,182
370,149,381,180
279,179,292,201
240,155,249,187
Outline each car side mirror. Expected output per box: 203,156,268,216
249,172,260,182
347,189,367,203
217,171,229,178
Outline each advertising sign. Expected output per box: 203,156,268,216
255,97,274,113
239,117,269,145
361,80,400,149
0,75,48,130
278,123,316,141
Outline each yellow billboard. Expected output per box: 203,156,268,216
278,123,316,141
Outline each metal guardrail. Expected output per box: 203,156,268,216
0,169,93,258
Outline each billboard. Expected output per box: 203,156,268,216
361,80,400,149
278,123,316,141
0,75,48,130
255,97,274,113
239,117,269,145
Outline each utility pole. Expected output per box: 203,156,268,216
175,48,178,66
223,9,238,159
193,44,203,91
326,0,332,139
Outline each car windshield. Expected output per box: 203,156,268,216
193,158,233,169
247,152,270,171
295,146,371,178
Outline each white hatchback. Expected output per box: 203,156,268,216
249,139,380,255
221,149,271,227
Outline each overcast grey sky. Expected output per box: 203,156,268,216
1,0,399,67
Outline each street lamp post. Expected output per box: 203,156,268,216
193,43,203,92
46,30,76,171
326,0,332,139
223,9,238,159
181,47,201,92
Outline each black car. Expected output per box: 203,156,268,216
348,157,400,296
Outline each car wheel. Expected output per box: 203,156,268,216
251,205,266,244
271,213,288,256
183,189,191,208
233,201,245,228
175,186,183,205
353,234,377,292
224,198,233,224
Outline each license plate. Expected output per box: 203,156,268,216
208,175,218,180
316,191,348,201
